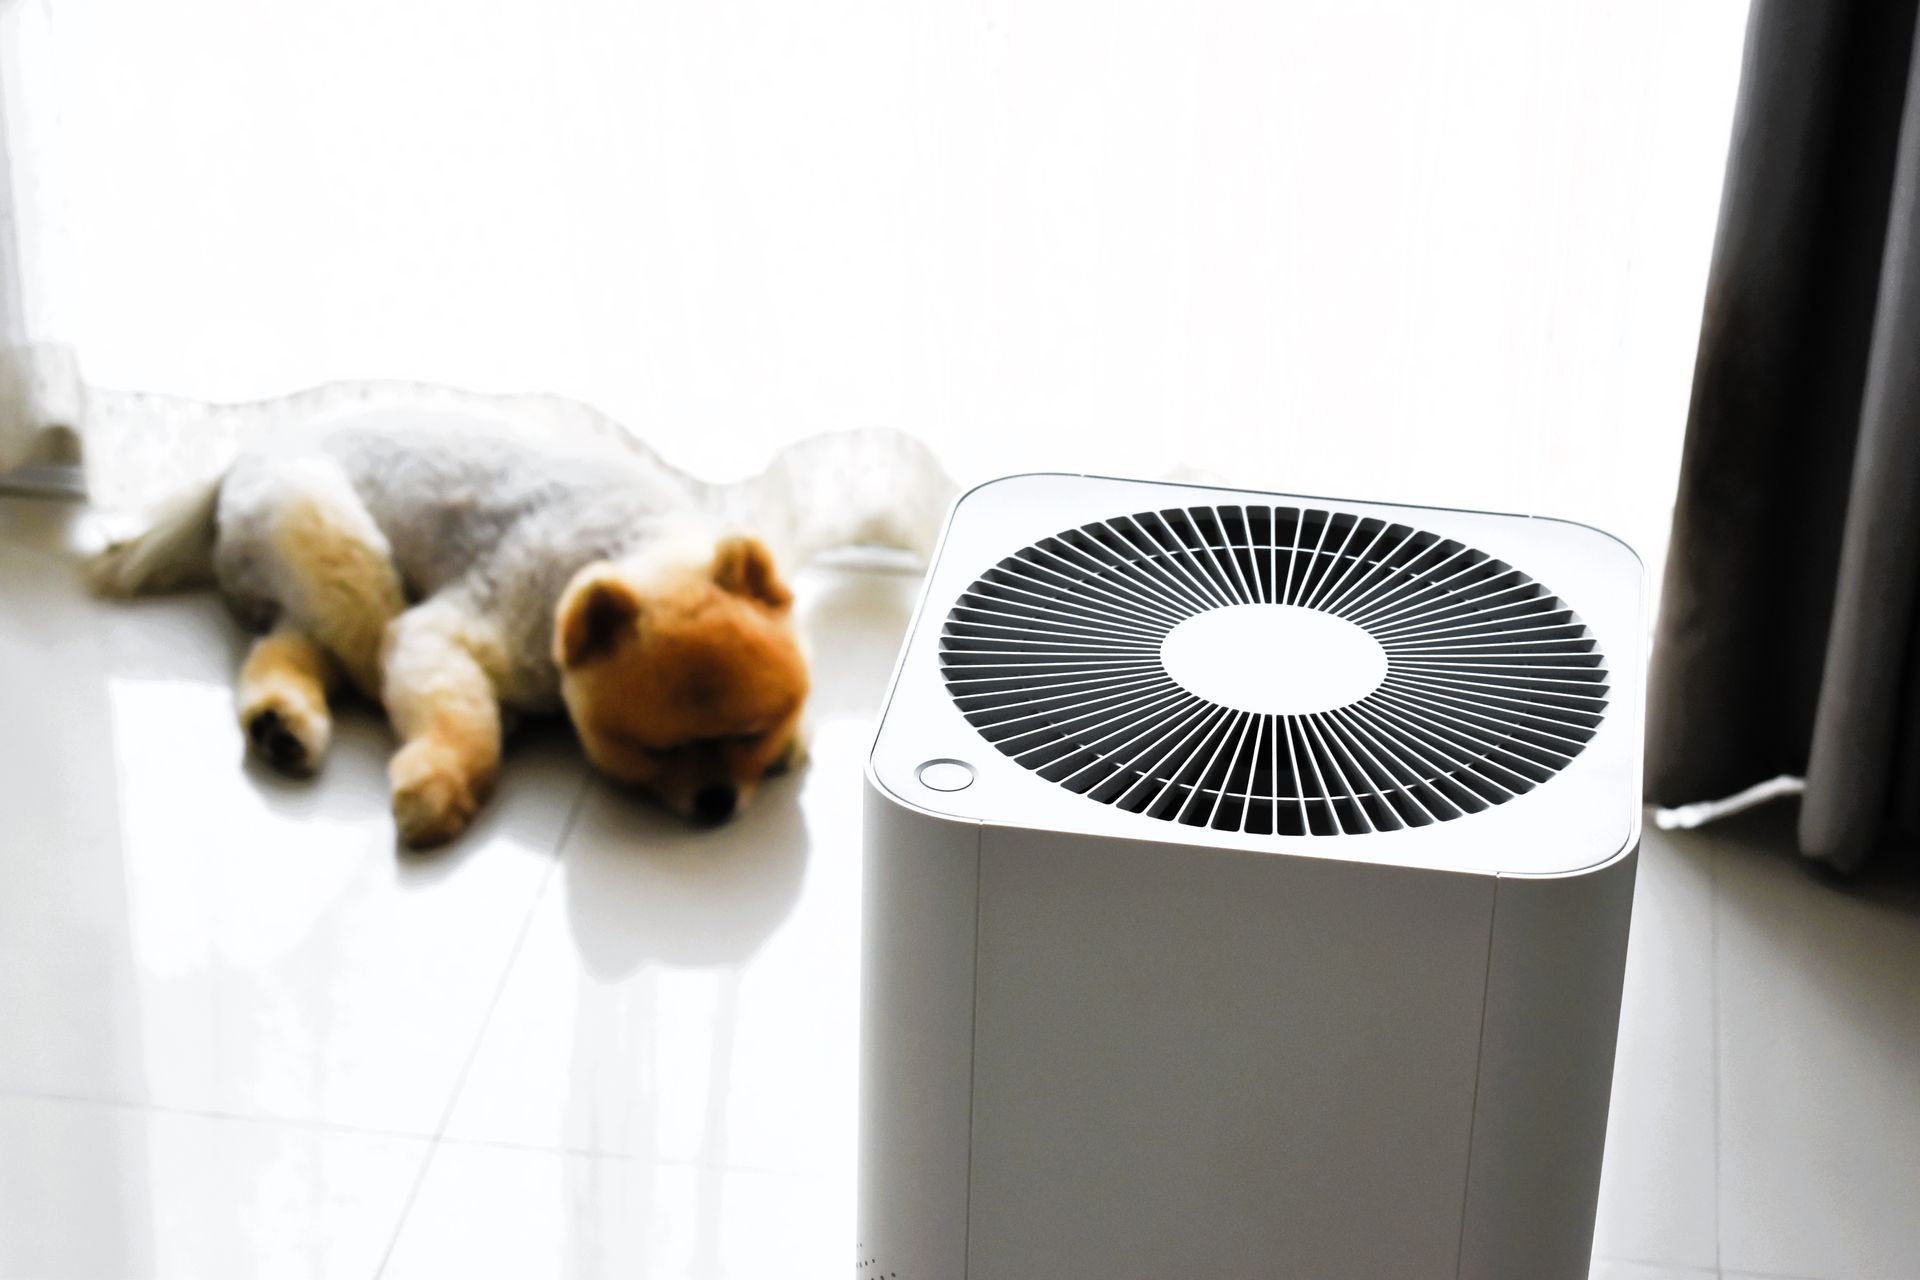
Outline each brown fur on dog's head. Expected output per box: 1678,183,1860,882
554,536,808,822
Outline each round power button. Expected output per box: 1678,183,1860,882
917,759,975,792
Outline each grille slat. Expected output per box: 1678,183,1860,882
940,504,1607,836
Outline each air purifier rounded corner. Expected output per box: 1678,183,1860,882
1524,821,1644,883
1527,508,1650,574
861,754,982,830
948,469,1084,506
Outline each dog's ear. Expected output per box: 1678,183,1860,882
556,566,643,668
711,536,792,610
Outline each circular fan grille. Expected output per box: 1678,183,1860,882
940,505,1609,836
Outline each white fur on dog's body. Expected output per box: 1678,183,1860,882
217,422,710,710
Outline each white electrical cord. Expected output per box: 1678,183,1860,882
1652,774,1806,830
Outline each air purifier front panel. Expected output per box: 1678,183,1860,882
966,825,1497,1279
860,473,1644,1280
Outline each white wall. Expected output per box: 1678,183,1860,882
44,0,1750,572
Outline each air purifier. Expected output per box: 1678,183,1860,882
858,474,1643,1280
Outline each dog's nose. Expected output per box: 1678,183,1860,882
692,784,738,824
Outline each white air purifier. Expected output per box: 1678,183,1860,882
859,475,1643,1280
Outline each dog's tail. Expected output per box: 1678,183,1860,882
707,429,958,567
86,475,223,596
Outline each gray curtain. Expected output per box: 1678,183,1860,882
1649,0,1920,874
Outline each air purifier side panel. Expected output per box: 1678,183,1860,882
858,783,983,1280
966,828,1498,1280
1457,845,1639,1280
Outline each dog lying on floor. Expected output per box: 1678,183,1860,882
89,414,952,847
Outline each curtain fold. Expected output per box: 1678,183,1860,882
1650,0,1920,872
0,344,83,471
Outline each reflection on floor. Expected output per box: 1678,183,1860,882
3,495,1917,1279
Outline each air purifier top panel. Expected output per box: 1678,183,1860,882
869,474,1645,878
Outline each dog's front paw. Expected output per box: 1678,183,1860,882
389,741,486,849
766,728,810,778
240,693,331,776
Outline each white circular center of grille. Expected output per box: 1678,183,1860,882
1160,604,1387,715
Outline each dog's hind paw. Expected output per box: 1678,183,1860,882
241,697,330,776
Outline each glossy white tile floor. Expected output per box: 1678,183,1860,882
4,492,1919,1279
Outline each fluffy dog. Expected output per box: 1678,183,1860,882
89,414,951,847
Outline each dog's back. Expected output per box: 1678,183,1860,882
251,423,698,596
